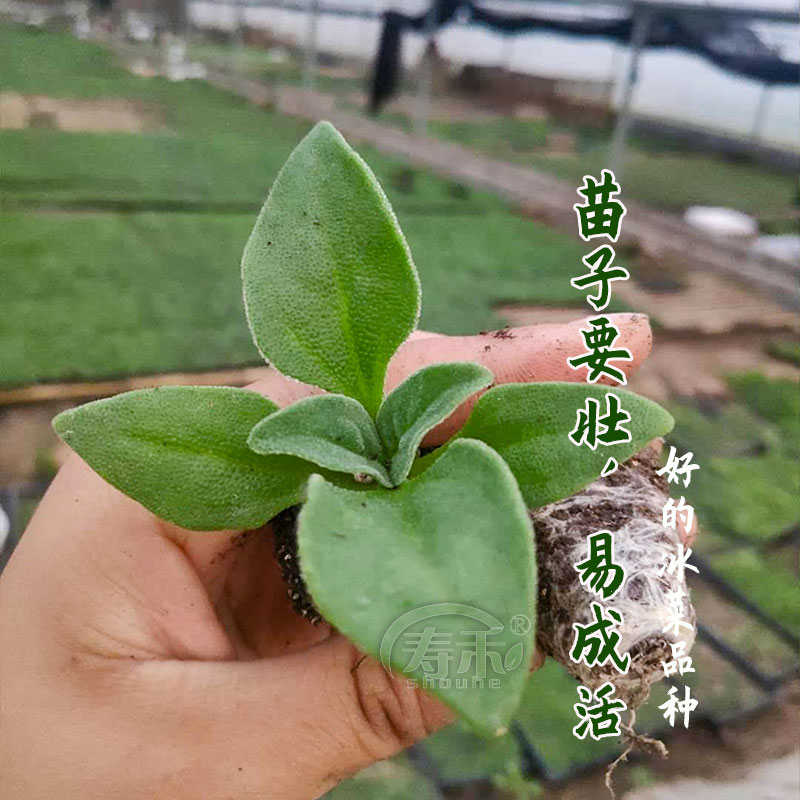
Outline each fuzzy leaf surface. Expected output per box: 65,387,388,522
298,438,536,736
53,387,310,530
457,382,674,508
248,394,391,487
241,121,420,416
377,362,493,485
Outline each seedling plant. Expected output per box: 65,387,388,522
54,123,673,736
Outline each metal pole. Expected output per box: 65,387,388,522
303,0,320,90
414,1,438,138
232,0,245,73
750,83,770,143
502,33,514,71
609,4,652,176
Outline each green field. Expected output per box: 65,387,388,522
766,338,800,366
669,373,800,547
1,24,588,388
1,206,588,387
668,373,800,633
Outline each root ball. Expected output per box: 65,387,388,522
531,445,696,708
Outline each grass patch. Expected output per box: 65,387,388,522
0,24,129,96
667,378,799,651
710,548,800,634
405,212,588,332
0,26,503,214
728,372,800,453
689,454,799,543
668,374,800,545
324,760,441,800
1,211,259,386
766,338,800,367
1,121,510,215
429,117,550,156
528,147,797,218
1,23,586,386
668,402,778,462
1,204,584,387
658,641,768,719
187,40,299,77
690,581,798,672
373,113,554,163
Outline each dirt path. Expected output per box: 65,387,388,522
0,92,161,132
190,66,799,308
498,302,798,402
0,366,271,482
0,365,271,407
613,270,799,336
108,38,797,308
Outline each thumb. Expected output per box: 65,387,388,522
149,637,454,798
387,313,652,445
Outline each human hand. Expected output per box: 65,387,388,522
1,314,669,800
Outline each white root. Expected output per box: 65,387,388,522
531,446,696,709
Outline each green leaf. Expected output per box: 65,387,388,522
457,382,674,509
298,438,536,736
52,387,311,531
248,394,392,488
377,362,493,485
242,121,421,415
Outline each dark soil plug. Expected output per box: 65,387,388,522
493,326,515,339
272,505,322,625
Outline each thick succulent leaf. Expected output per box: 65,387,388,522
377,362,493,485
241,121,420,416
52,387,310,531
298,438,536,736
457,382,674,508
248,394,392,487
